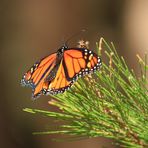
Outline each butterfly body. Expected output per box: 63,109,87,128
45,48,64,82
21,45,101,98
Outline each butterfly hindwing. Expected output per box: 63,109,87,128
43,59,73,95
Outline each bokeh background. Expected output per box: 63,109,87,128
1,0,148,148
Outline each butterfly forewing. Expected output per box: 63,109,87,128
21,53,57,98
63,48,101,81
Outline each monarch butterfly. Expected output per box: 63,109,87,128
21,44,102,98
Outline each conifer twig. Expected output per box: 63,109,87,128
24,38,148,148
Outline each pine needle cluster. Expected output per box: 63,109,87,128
24,38,148,148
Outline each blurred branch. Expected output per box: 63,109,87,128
24,38,148,148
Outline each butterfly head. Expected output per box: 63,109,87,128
57,44,68,56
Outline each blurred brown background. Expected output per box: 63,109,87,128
0,0,148,148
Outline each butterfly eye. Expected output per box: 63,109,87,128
57,47,65,55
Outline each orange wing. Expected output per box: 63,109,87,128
63,48,101,81
43,59,73,95
43,48,101,95
21,53,57,98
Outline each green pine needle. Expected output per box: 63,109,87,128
24,38,148,148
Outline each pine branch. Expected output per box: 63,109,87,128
24,38,148,148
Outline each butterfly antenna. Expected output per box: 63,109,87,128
65,29,87,46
